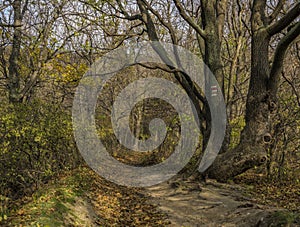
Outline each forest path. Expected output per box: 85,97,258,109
142,179,295,227
8,167,299,226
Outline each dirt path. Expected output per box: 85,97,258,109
143,179,298,227
8,168,298,226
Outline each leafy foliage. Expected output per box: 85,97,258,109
0,100,80,199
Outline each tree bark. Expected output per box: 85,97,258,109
8,0,23,103
206,0,300,181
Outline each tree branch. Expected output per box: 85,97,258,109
173,0,206,39
21,0,29,16
217,0,228,41
268,21,300,96
140,0,184,70
268,0,285,23
137,62,182,73
0,23,22,27
267,2,300,36
282,72,300,107
140,0,178,44
136,0,207,130
116,0,142,21
137,0,159,41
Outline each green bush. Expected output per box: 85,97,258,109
0,100,80,197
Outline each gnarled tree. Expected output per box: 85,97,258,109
206,0,300,181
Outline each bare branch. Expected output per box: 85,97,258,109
137,0,159,41
21,0,29,16
173,0,206,39
137,62,182,73
282,72,300,107
140,0,178,44
116,0,142,21
267,2,300,36
136,0,207,125
268,21,300,95
268,0,285,23
0,23,22,27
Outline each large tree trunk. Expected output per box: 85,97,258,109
206,0,300,182
200,0,232,154
127,0,298,182
206,28,270,181
206,0,271,181
8,0,23,103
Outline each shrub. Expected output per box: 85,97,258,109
0,100,80,197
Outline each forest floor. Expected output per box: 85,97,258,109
5,166,300,227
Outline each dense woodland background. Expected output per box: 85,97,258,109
0,0,299,225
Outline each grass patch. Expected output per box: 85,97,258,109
264,211,300,226
5,166,93,227
4,166,169,226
